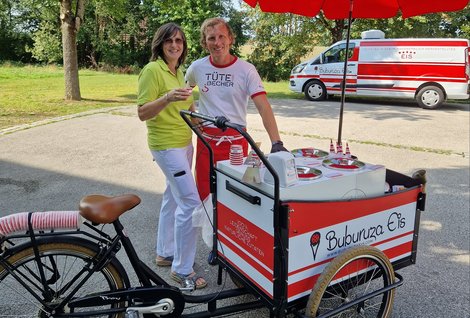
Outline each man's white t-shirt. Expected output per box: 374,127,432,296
185,56,266,126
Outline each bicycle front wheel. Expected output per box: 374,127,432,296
306,245,395,318
0,237,129,317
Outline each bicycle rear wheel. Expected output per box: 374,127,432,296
305,245,395,318
0,237,129,317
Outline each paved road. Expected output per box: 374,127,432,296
0,98,468,317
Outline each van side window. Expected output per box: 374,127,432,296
323,44,355,64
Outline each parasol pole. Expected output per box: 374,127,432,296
337,0,354,144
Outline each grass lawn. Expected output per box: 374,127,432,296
0,64,299,130
0,64,139,129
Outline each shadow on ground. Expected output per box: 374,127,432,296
1,158,468,317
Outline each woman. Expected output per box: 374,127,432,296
137,23,206,289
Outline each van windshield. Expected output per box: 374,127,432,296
310,56,321,65
322,43,355,64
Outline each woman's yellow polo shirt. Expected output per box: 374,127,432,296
137,59,193,150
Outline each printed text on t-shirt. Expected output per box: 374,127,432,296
204,72,234,87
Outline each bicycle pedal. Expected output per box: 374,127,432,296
179,285,195,292
126,298,176,316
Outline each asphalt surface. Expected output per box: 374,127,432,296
0,98,469,317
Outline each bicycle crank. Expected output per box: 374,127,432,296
126,298,175,317
68,285,185,317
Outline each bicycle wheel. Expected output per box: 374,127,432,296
306,246,395,318
0,237,129,317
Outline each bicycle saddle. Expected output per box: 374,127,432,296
79,194,141,224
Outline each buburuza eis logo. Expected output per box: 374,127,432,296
308,211,407,261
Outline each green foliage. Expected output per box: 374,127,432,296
77,0,146,68
246,8,319,81
141,0,238,68
27,20,62,63
0,64,137,129
0,0,34,61
0,31,33,62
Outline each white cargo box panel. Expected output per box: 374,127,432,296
216,174,275,298
216,157,385,201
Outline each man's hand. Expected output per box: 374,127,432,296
270,140,288,153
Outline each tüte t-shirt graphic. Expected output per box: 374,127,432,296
185,56,266,127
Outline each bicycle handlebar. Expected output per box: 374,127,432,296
180,110,243,132
180,109,280,208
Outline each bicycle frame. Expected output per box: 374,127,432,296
179,110,424,317
0,213,264,317
179,111,293,316
0,111,425,318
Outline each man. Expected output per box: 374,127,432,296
186,17,287,201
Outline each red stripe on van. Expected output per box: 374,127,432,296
292,75,320,79
361,40,469,47
321,78,357,84
358,63,466,78
357,75,468,83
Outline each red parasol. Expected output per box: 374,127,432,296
243,0,469,19
243,0,469,142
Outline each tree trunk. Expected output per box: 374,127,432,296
330,20,347,44
318,14,347,45
60,0,81,101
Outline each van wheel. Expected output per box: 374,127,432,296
416,85,444,109
304,81,327,101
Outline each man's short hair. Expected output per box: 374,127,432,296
200,17,236,49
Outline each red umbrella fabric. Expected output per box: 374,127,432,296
244,0,469,19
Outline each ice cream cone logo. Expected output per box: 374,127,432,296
310,231,321,261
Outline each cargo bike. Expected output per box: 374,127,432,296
0,111,426,318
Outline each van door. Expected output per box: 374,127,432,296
320,43,357,95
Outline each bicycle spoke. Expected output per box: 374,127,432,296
307,246,395,318
0,241,127,317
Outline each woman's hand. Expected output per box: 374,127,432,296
166,88,193,102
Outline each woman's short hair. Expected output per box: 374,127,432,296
150,23,188,68
200,17,236,49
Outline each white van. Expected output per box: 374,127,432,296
289,30,470,109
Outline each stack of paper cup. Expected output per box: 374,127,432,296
230,144,243,165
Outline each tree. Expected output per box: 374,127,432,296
5,0,129,100
60,0,86,100
317,15,348,45
28,20,62,63
0,0,34,62
245,7,320,81
141,0,235,67
76,0,144,69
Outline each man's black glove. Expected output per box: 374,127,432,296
270,140,288,153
